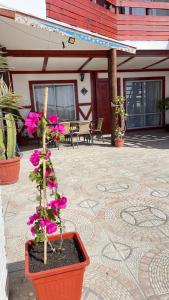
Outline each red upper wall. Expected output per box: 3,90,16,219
46,0,169,41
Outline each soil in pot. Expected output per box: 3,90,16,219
29,238,84,273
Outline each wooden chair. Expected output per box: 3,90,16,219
71,121,92,147
91,117,104,142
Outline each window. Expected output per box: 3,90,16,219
152,8,169,16
132,8,146,15
32,83,76,121
125,79,163,129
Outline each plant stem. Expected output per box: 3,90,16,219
43,87,48,265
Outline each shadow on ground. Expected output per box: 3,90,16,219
8,261,35,300
104,129,169,149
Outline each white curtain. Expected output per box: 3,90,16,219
33,84,76,120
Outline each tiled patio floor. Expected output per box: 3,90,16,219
1,130,169,300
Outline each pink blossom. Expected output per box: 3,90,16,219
51,124,65,134
53,136,60,142
29,150,41,166
25,112,41,134
49,114,59,124
31,226,35,236
48,196,67,209
58,196,67,209
48,179,58,190
27,213,38,225
39,218,50,227
45,168,54,177
46,222,57,234
25,119,37,134
46,149,51,160
28,112,40,123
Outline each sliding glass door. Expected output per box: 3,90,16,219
125,79,163,129
33,83,76,121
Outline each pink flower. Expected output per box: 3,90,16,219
45,168,54,177
46,149,51,160
49,114,59,124
28,112,40,123
25,112,41,134
27,213,38,225
25,119,37,134
51,124,65,134
58,196,67,209
46,222,57,234
54,136,60,142
31,226,35,236
48,196,67,209
29,150,41,166
39,218,50,227
48,179,58,190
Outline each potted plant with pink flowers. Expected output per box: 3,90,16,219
25,88,90,300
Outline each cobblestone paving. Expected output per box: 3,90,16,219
1,130,169,300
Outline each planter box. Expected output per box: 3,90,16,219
0,157,20,185
25,232,90,300
115,139,124,147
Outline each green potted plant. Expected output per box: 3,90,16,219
114,126,125,147
0,77,22,184
111,96,127,147
159,97,169,131
25,87,90,300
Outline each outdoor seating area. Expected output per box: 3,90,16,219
2,130,169,300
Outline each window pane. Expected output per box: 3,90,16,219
33,84,76,121
132,8,146,15
152,8,169,16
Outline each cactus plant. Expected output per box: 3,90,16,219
0,78,22,160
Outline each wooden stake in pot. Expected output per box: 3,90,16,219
42,87,48,264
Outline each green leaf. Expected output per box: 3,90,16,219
36,195,42,202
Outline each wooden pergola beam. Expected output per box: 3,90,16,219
117,56,134,68
78,57,93,71
143,57,169,70
42,57,48,71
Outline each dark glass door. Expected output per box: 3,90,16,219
125,79,162,129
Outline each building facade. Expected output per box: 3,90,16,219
0,0,169,134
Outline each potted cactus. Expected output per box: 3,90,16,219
25,87,90,300
0,78,22,184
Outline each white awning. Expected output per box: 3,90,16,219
15,13,136,54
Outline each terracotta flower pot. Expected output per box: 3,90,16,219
0,156,21,185
25,232,90,300
115,138,124,147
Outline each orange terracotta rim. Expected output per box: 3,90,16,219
0,156,20,165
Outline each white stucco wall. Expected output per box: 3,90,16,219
98,71,169,124
12,73,92,121
12,71,169,124
0,0,46,19
0,190,8,300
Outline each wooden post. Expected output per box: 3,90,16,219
108,49,117,145
43,87,48,264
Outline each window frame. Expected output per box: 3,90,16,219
29,80,79,120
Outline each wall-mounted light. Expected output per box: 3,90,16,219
68,37,75,44
80,73,85,82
